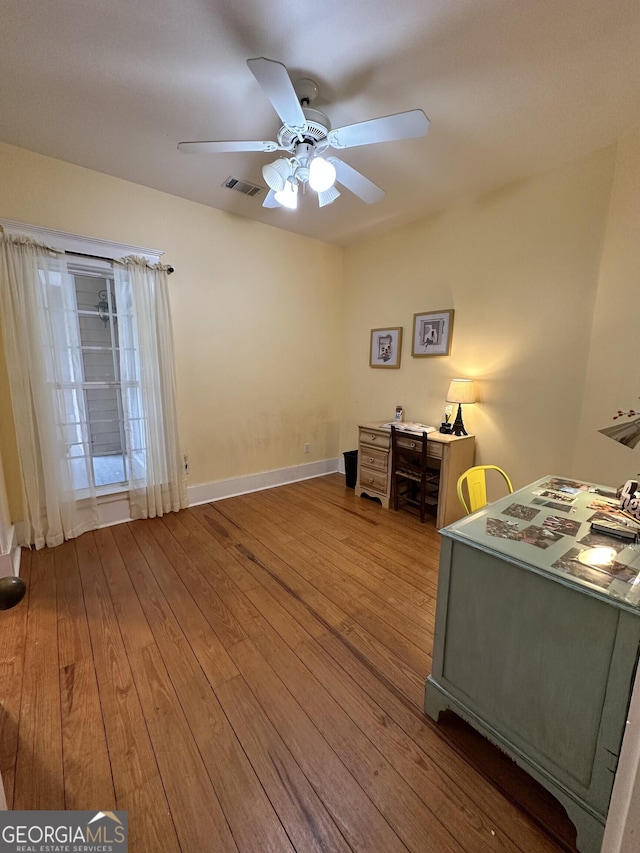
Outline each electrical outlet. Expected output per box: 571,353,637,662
303,443,310,454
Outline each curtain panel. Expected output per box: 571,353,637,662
0,235,98,547
114,257,187,518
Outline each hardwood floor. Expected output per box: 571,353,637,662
0,474,579,852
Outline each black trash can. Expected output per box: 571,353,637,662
343,450,358,489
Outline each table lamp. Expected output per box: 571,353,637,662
446,379,476,436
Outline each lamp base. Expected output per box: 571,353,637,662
451,403,468,436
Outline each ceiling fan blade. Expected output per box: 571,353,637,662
262,189,281,208
178,139,278,154
247,57,306,129
329,158,385,204
328,109,430,149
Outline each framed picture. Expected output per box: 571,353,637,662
412,309,454,357
370,327,403,369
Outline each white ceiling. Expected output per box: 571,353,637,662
1,0,639,246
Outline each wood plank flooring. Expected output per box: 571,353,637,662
0,474,579,852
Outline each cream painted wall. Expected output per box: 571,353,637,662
341,145,616,491
0,142,343,517
573,127,640,487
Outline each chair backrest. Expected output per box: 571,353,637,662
457,465,513,514
391,426,429,476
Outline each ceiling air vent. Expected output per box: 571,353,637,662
222,176,264,198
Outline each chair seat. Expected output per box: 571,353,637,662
396,465,439,483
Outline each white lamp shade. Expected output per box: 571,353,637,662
309,156,337,192
446,379,476,405
317,186,341,208
262,159,292,193
274,181,298,210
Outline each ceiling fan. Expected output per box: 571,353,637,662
178,57,430,210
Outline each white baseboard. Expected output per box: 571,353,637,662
187,458,339,506
11,459,341,545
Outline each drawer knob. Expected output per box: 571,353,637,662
367,477,374,483
370,434,376,441
410,441,416,448
368,457,374,463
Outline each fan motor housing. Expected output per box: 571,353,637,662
278,108,331,151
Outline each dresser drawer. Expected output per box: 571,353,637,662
394,433,443,459
358,467,388,494
427,440,443,460
359,428,391,450
359,446,388,473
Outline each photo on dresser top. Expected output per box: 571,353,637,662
540,478,590,494
552,548,637,590
578,532,629,553
589,509,635,526
587,498,621,513
589,487,618,500
532,488,577,504
532,497,573,513
486,517,520,539
514,525,564,549
502,503,540,521
542,515,581,536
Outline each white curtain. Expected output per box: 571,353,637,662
114,257,187,518
0,235,98,548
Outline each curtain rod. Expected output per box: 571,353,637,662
1,226,174,273
69,249,174,274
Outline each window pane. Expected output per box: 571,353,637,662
123,386,144,421
93,454,125,487
130,450,147,481
126,417,146,452
74,275,117,313
70,457,90,491
81,347,119,382
78,313,116,347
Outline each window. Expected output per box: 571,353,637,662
1,219,185,547
68,258,129,490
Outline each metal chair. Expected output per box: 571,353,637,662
390,426,440,523
457,465,513,514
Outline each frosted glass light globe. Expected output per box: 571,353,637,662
274,181,298,209
309,157,336,192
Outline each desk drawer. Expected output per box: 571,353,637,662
359,428,391,450
359,446,388,473
359,467,387,494
395,434,443,459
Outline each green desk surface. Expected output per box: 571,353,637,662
442,475,640,613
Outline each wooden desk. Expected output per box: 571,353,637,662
355,422,475,528
425,475,640,853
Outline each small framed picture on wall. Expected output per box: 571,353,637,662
412,309,454,357
370,327,403,368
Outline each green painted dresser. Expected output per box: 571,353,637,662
425,475,640,853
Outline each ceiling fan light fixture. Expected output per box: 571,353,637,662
317,186,341,208
262,158,292,192
274,180,298,209
309,156,336,192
